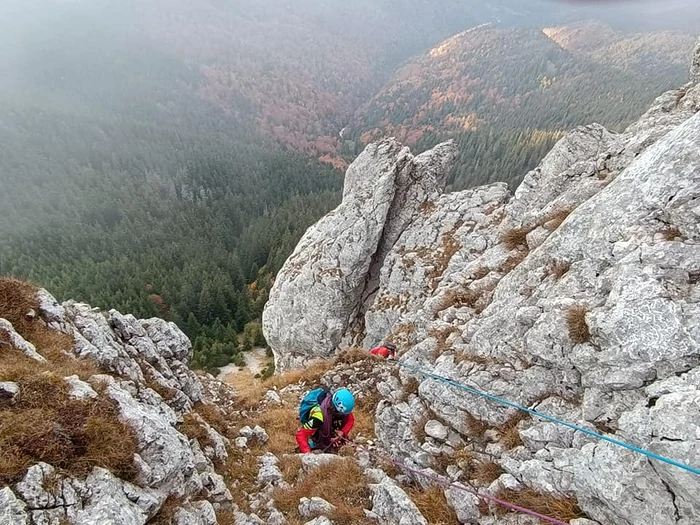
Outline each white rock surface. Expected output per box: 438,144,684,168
366,469,428,525
0,487,28,524
263,139,458,370
0,381,19,405
0,319,46,362
298,497,336,518
268,48,700,525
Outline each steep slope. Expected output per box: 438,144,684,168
264,41,700,524
0,279,234,523
350,25,696,189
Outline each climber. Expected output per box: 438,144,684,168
296,387,355,454
370,342,397,359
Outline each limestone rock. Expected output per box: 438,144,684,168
64,375,98,400
0,319,46,362
367,469,428,525
298,497,336,518
424,420,449,442
299,453,345,472
0,381,19,405
0,487,28,524
263,139,458,370
258,453,284,486
692,38,700,83
445,484,480,524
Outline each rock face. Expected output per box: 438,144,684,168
263,139,458,370
265,48,700,525
1,290,232,524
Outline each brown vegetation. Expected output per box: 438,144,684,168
566,306,591,344
501,227,531,250
400,376,421,402
493,488,585,522
660,226,684,241
0,372,138,486
406,485,459,525
0,278,99,380
501,250,529,274
473,460,504,484
0,279,136,486
465,412,488,440
435,288,481,313
500,412,530,450
150,496,185,525
273,458,373,525
547,260,571,279
542,208,573,231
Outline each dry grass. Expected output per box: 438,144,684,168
0,371,138,486
660,226,684,241
413,415,430,442
250,406,300,456
542,209,573,231
501,250,528,274
150,496,185,525
473,460,504,485
0,278,100,380
273,458,373,525
399,376,420,402
406,485,459,525
427,325,460,355
194,401,236,440
465,412,488,440
435,288,480,313
178,412,216,450
499,412,530,450
501,227,531,250
493,488,585,522
223,448,259,513
353,388,380,439
453,448,475,476
566,306,591,344
547,260,571,279
265,360,334,390
215,508,236,525
279,454,302,483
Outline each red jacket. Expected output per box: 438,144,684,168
296,411,355,453
370,346,395,359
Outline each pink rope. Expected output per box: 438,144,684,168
345,440,571,525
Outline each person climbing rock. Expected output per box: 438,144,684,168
370,342,396,359
296,387,355,453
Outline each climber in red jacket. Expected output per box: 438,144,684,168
296,388,355,453
370,342,397,359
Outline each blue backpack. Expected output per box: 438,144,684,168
299,388,329,424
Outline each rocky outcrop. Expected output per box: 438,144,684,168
1,289,232,524
263,139,458,370
265,47,700,524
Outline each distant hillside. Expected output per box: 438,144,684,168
350,25,695,189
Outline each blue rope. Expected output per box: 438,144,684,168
396,360,700,476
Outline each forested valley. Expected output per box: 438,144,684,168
1,1,698,373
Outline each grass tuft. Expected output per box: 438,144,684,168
406,485,458,525
494,488,585,522
273,458,373,524
473,460,504,485
566,306,591,344
501,228,531,250
0,372,138,486
547,260,571,279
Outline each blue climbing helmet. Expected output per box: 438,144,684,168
332,388,355,415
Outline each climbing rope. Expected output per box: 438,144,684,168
336,438,570,525
393,360,700,476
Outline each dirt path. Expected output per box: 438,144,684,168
217,347,269,381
